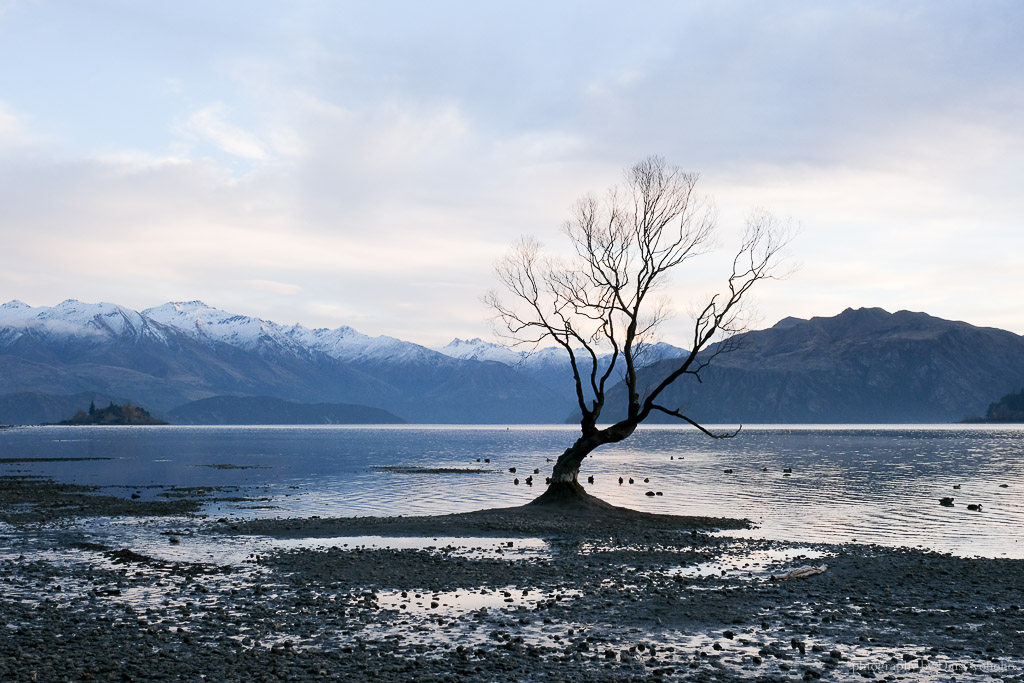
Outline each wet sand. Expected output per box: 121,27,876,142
1,475,1021,681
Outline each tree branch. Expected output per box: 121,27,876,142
649,404,741,439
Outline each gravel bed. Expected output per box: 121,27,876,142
1,476,1021,681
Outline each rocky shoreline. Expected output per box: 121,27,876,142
1,476,1022,681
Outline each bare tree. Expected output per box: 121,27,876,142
486,156,790,505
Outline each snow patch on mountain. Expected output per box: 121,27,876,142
143,300,446,364
1,298,687,369
0,299,163,342
143,301,307,354
436,338,528,364
0,299,31,315
1,298,455,365
436,337,687,371
289,325,442,364
635,341,689,364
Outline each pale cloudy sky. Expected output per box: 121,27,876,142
1,1,1022,345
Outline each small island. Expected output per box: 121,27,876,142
965,387,1024,424
59,401,167,426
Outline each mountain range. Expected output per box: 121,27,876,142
1,299,1022,425
0,299,564,424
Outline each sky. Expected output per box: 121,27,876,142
1,1,1022,346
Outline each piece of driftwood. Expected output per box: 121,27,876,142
770,564,828,580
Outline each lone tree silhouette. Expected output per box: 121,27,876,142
486,156,790,507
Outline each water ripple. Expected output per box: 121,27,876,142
2,424,1022,558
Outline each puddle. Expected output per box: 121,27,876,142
375,585,582,617
668,546,831,580
570,538,832,582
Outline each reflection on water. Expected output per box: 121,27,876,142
374,584,583,618
666,546,830,581
2,424,1022,558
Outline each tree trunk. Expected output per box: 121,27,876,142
555,433,608,481
527,422,638,506
526,436,604,506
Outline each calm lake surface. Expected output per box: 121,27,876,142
2,424,1021,558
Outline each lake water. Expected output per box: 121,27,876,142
1,424,1021,558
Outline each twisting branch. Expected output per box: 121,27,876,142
649,404,741,439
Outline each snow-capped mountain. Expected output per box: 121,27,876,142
434,337,526,365
142,300,443,365
4,299,1024,425
142,300,305,354
1,299,491,369
436,337,687,367
0,299,170,344
1,299,687,391
435,336,689,392
0,299,565,424
294,326,443,365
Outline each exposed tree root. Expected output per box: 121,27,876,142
525,481,619,510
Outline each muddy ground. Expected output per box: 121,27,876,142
0,475,1021,682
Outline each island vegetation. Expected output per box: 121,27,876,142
58,401,167,426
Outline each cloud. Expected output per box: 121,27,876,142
177,104,268,161
236,280,302,296
584,68,646,98
1,2,1023,344
0,101,45,150
0,103,22,141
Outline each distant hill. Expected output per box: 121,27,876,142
614,309,1024,421
606,307,1024,424
168,395,406,425
59,402,166,425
